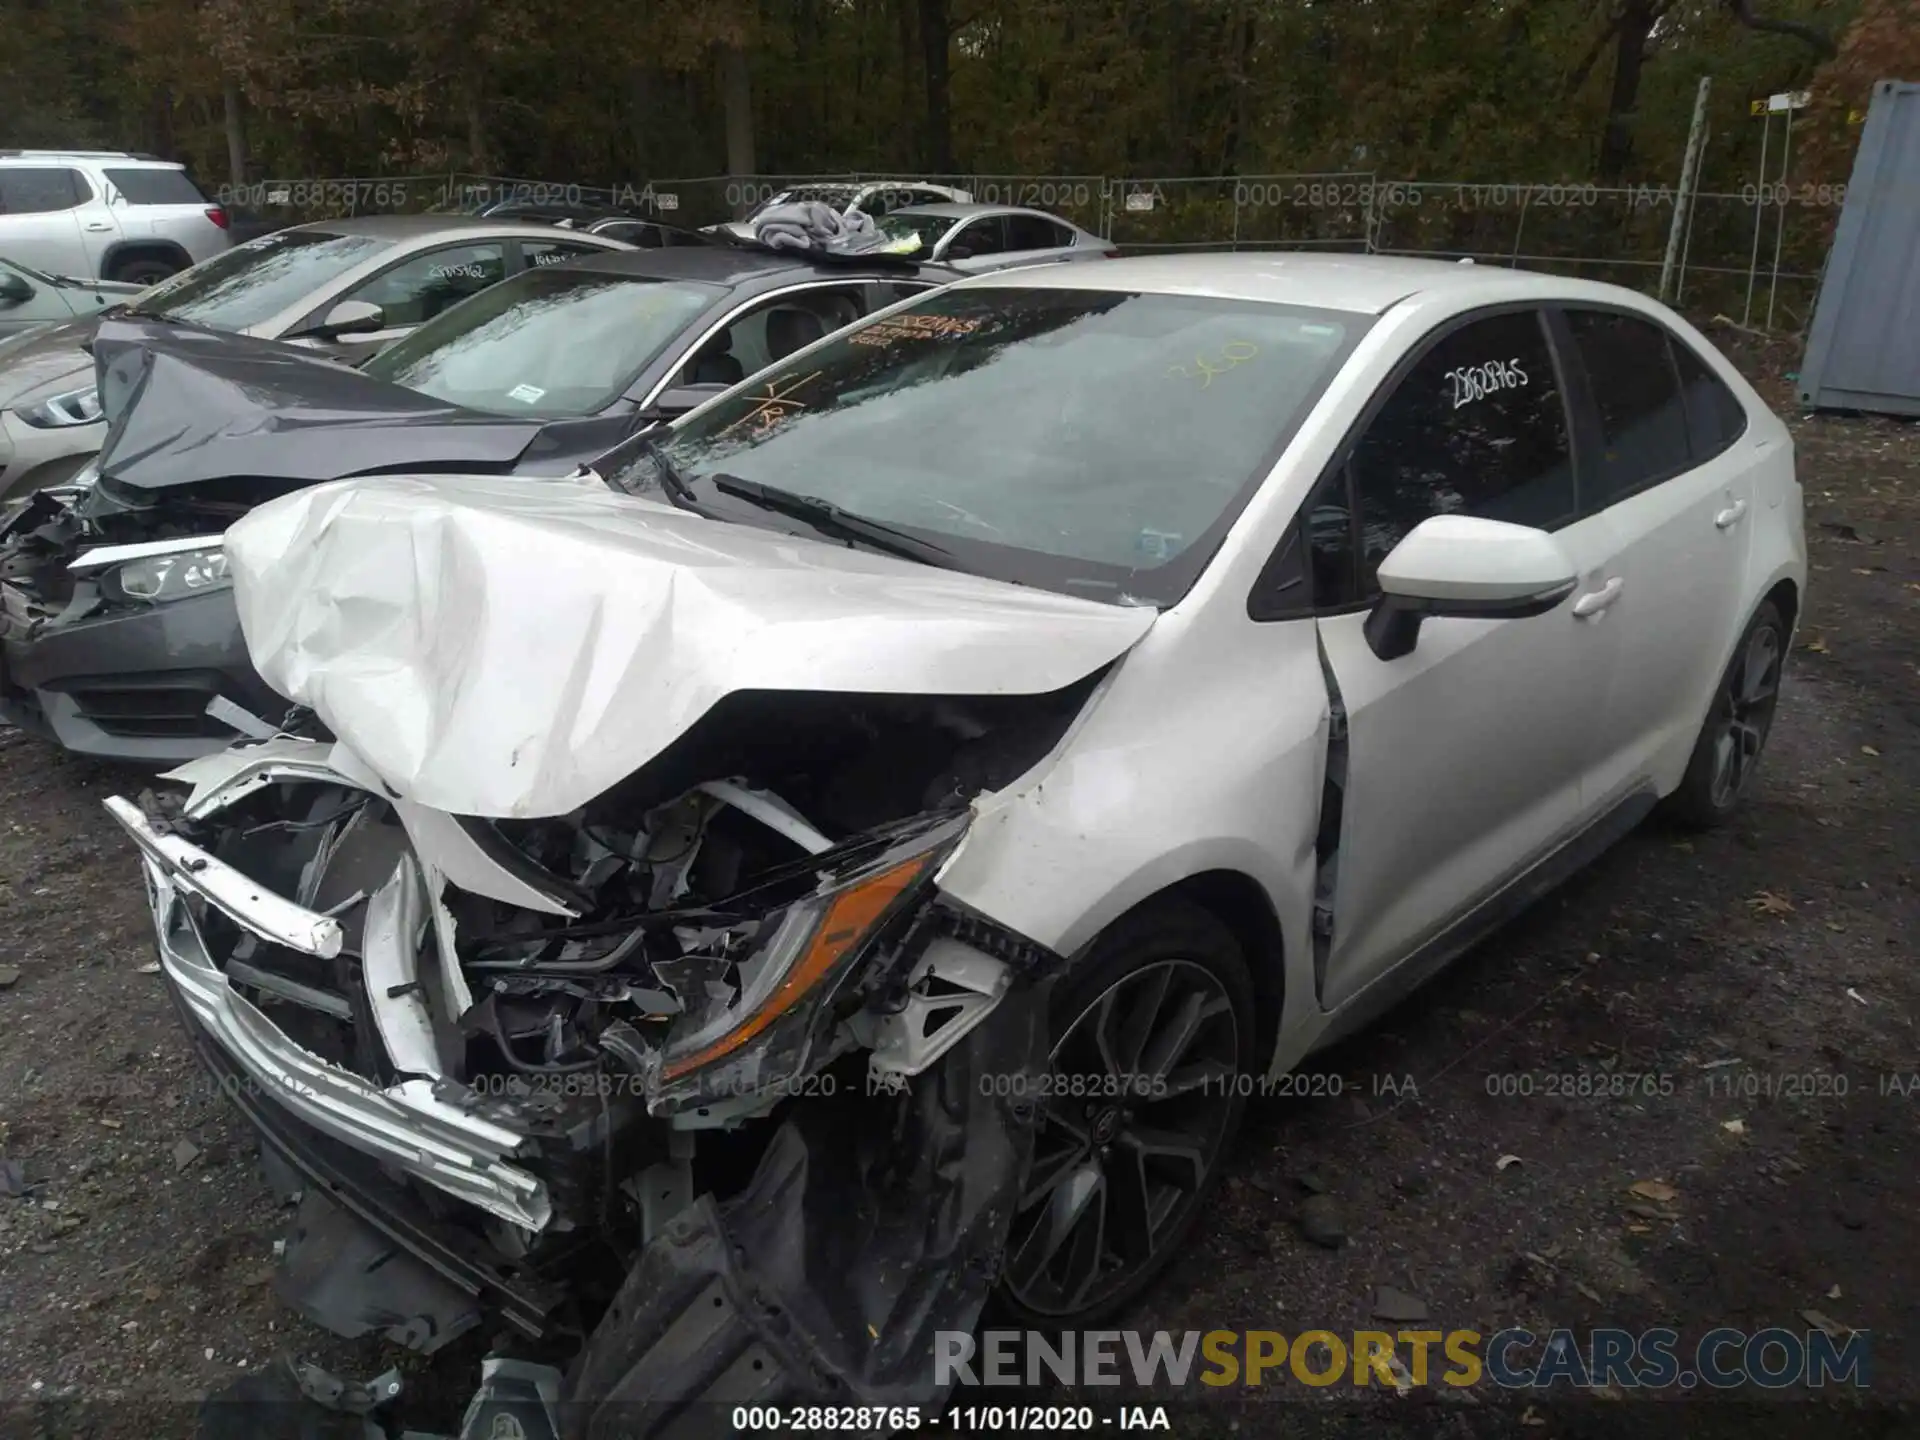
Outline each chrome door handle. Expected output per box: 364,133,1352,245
1715,499,1748,529
83,222,114,232
1573,577,1624,617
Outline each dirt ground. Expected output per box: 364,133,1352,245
0,334,1914,1440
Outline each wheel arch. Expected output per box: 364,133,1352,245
1099,868,1287,1072
101,239,191,280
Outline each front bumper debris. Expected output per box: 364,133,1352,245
106,794,553,1230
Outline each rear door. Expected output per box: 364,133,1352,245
939,216,1010,272
0,167,91,274
1309,306,1621,1008
1556,307,1760,807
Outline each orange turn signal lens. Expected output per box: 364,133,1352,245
659,851,933,1081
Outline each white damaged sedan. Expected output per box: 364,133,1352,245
107,254,1804,1418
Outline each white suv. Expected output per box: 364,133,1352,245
0,150,231,285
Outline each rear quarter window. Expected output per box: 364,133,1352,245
104,168,210,205
1669,337,1749,461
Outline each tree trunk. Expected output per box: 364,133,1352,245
720,42,756,202
895,0,918,167
221,74,247,187
627,63,653,177
918,0,952,173
465,82,487,173
1597,0,1654,181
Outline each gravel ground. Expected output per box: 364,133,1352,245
0,336,1914,1439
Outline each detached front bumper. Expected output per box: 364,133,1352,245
0,581,282,764
104,793,554,1231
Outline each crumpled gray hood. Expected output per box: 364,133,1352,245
224,474,1157,819
92,320,550,492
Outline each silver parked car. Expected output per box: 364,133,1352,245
0,214,632,501
0,150,232,284
877,203,1117,273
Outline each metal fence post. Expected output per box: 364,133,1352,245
1743,114,1771,326
1509,186,1532,267
1676,120,1707,304
1659,75,1712,301
1766,104,1795,331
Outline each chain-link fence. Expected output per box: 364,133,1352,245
210,165,1833,330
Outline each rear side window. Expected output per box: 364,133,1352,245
1566,309,1692,504
1326,309,1574,602
0,167,85,214
103,167,208,205
1005,214,1072,250
1670,338,1748,461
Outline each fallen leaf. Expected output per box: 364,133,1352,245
1574,1280,1604,1303
135,962,162,976
1827,1284,1843,1300
1801,1309,1853,1336
1722,1118,1746,1135
96,1119,122,1131
1861,745,1881,757
1626,1223,1651,1234
1803,636,1830,653
1520,1406,1548,1426
1846,988,1869,1006
1749,891,1796,916
1701,1057,1743,1070
1629,1179,1678,1203
1497,1154,1523,1170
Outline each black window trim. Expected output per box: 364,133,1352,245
1668,327,1752,463
1551,300,1712,514
1249,300,1580,623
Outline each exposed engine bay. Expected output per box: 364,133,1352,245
110,681,1090,1421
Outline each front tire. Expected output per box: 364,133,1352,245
1662,599,1787,828
995,899,1255,1328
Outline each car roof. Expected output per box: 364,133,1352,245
951,250,1615,314
275,213,628,245
556,242,957,286
0,151,183,168
889,203,1090,229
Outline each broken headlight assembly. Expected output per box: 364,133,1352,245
95,544,232,602
645,812,968,1113
18,384,104,428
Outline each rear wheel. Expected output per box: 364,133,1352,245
109,255,181,286
1663,599,1786,828
996,900,1254,1327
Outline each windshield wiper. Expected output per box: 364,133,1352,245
622,435,721,517
711,475,955,568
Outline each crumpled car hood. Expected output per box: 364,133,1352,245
91,320,552,492
224,474,1157,818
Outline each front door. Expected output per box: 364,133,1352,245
1311,307,1620,1009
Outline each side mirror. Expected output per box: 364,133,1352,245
301,298,385,339
1362,514,1578,661
640,382,729,420
0,273,33,305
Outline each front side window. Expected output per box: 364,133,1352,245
946,217,1008,258
360,268,722,417
1566,308,1692,505
1325,309,1573,604
0,167,85,214
341,242,508,327
878,213,959,252
131,229,394,331
623,287,1365,604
